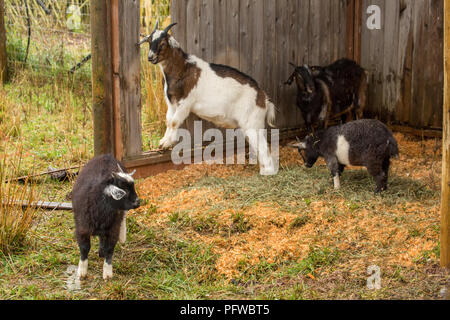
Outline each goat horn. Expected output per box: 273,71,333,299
129,170,136,177
163,22,178,34
289,62,297,68
137,35,151,46
304,64,312,74
152,20,159,35
117,164,124,173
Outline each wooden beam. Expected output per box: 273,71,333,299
4,200,72,211
90,0,114,156
442,0,450,269
0,0,7,84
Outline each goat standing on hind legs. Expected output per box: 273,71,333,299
139,22,278,176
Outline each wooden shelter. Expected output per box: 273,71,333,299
88,0,449,268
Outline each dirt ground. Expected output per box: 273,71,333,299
131,133,449,299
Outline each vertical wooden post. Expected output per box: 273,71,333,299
0,0,7,84
442,0,450,269
346,0,355,60
346,0,362,63
111,0,123,160
90,0,114,156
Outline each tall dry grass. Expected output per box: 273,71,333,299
140,0,171,148
0,148,38,254
6,0,90,31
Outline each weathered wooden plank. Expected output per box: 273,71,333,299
252,0,264,87
297,0,310,65
382,0,400,121
275,0,289,128
239,0,252,76
118,0,142,159
442,0,450,269
309,0,321,65
5,200,73,211
172,0,187,50
226,0,240,69
91,0,114,156
286,0,299,128
184,0,202,136
410,0,427,127
0,0,7,84
426,0,443,128
213,0,227,64
200,0,214,62
319,0,331,64
395,0,413,123
263,0,277,124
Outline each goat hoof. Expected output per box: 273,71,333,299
103,262,113,280
260,167,277,176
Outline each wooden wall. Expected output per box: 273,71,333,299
171,0,444,131
361,0,443,129
171,0,348,130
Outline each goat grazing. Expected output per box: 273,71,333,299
290,119,399,193
139,22,277,175
72,154,140,280
285,58,368,131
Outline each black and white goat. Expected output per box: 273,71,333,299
72,154,140,280
139,22,277,175
285,58,368,131
291,119,399,193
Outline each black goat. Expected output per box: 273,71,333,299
285,58,368,131
72,154,140,280
290,119,399,193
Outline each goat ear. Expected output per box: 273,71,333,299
284,74,295,86
290,142,307,149
105,185,127,201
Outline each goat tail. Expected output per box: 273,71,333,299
265,97,277,128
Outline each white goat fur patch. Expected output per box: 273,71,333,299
103,261,113,280
116,172,134,184
119,214,127,244
104,185,126,201
333,175,341,190
336,135,351,165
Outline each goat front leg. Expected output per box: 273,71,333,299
159,103,191,150
119,212,127,244
102,240,117,280
76,232,91,279
326,157,341,190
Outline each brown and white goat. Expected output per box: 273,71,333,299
139,23,278,175
285,59,368,131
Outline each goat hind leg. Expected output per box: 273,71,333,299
76,232,91,279
245,129,277,176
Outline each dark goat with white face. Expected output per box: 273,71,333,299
72,154,140,280
286,59,368,131
291,119,399,193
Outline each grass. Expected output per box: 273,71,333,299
0,0,448,301
0,150,40,254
